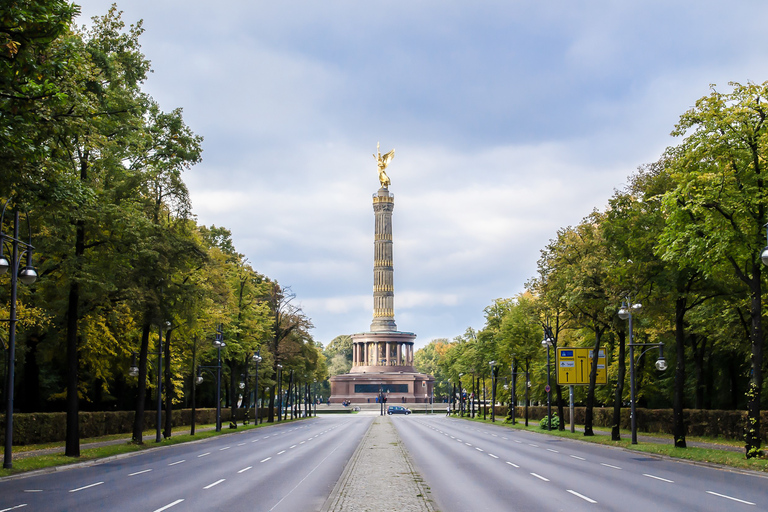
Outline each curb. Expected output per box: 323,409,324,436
320,416,376,512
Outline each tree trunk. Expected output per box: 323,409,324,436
746,272,763,458
691,333,707,409
611,329,626,441
584,326,604,437
673,295,687,448
190,337,196,435
163,328,173,439
229,359,238,428
132,323,151,443
65,274,81,457
268,383,275,423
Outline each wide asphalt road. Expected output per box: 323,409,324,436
0,415,372,512
393,415,767,512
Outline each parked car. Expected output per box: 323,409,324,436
387,405,411,415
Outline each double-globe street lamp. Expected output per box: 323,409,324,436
618,300,667,444
196,325,226,432
1,203,38,469
541,325,555,431
488,361,496,422
240,351,262,425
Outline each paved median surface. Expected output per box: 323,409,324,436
322,415,435,512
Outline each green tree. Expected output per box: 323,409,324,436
659,82,768,457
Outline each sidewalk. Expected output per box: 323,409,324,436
322,416,435,512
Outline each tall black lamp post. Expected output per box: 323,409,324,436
276,364,283,422
1,203,37,469
618,300,666,444
489,361,496,422
197,325,226,432
541,325,554,431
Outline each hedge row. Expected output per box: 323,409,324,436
0,408,270,445
485,406,768,442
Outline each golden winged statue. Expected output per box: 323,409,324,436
373,142,395,187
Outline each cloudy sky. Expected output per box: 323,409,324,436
78,1,768,348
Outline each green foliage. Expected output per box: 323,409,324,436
539,414,559,430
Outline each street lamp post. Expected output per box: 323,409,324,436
1,204,38,469
155,323,165,442
276,364,283,422
252,352,262,424
197,326,226,432
541,325,554,431
458,373,464,417
618,300,666,444
489,361,496,422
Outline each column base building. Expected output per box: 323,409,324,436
329,331,433,404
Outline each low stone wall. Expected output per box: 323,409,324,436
0,408,270,446
485,406,768,442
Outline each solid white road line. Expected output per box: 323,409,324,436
168,460,185,466
567,490,597,503
238,467,252,474
204,479,225,489
601,463,621,470
152,499,184,512
643,474,674,483
570,455,585,460
530,473,549,482
506,461,519,468
706,491,755,505
128,469,152,476
69,482,104,493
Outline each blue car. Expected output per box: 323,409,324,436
387,405,411,415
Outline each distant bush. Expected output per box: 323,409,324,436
539,414,559,430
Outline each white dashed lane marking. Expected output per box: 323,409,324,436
643,474,673,483
203,479,225,489
152,500,184,512
69,482,104,493
567,490,597,503
705,491,755,506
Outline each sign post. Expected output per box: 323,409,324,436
557,347,606,430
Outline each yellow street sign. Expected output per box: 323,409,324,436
556,347,607,386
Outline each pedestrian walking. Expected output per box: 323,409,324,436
446,405,451,416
